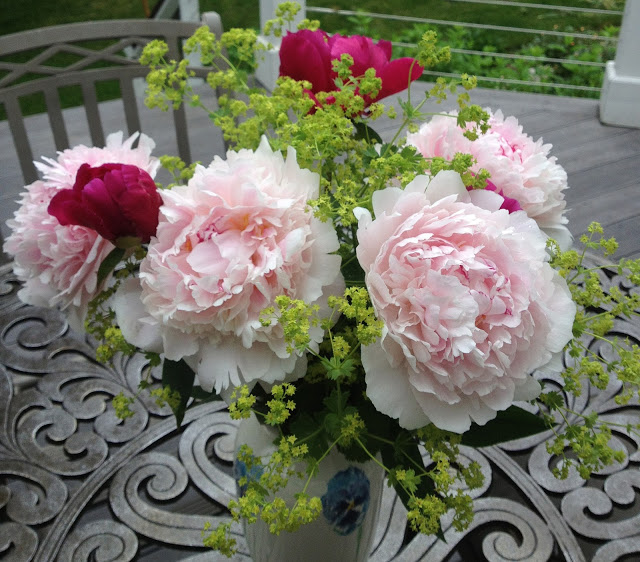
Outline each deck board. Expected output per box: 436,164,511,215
1,83,639,259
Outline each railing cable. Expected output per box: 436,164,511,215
392,42,608,68
447,0,623,17
421,69,602,92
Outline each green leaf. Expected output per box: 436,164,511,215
324,412,341,439
190,386,221,402
97,247,125,286
162,358,196,427
353,121,383,144
461,405,550,447
323,357,356,381
323,387,350,415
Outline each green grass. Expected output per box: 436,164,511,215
203,0,622,50
302,0,622,52
0,0,160,35
0,1,164,119
1,0,624,52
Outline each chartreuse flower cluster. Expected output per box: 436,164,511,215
130,3,640,556
205,374,484,556
139,5,489,244
203,284,484,556
541,223,640,479
263,1,319,37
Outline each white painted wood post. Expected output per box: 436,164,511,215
256,0,307,91
599,1,640,128
178,0,200,22
152,0,199,20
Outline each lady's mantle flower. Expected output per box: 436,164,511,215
321,466,371,536
355,171,576,433
117,138,342,395
279,29,423,108
3,132,159,330
407,109,571,249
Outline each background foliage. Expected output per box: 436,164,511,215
0,0,626,116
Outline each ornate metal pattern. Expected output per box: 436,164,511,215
0,258,638,561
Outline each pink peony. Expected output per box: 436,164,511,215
407,109,571,249
354,171,576,433
117,138,343,395
4,132,159,330
48,162,162,243
279,29,423,109
35,131,159,189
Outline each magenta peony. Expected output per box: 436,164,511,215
48,162,162,243
279,29,423,108
3,132,159,330
354,171,576,433
407,109,571,249
115,138,343,395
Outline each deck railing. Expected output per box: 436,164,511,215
305,2,620,96
257,0,640,127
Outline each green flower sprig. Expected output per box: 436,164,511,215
263,1,320,38
207,381,483,558
85,246,146,362
539,223,640,478
141,22,489,238
133,7,639,556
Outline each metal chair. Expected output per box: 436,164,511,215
0,14,225,261
0,15,223,185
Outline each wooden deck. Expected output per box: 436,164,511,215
1,82,639,259
0,82,639,562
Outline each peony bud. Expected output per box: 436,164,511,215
48,162,162,244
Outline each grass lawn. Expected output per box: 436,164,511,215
0,0,161,36
2,1,623,46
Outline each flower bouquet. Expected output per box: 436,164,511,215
5,3,640,560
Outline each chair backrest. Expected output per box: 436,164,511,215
0,16,223,185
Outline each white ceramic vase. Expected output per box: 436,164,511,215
234,413,384,562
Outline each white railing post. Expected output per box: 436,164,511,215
178,0,199,22
599,1,640,128
256,0,307,91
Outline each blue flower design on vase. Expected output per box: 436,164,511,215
321,466,371,535
234,455,264,496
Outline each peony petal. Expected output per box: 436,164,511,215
376,57,423,101
279,29,333,93
362,339,430,430
113,278,163,353
422,170,468,203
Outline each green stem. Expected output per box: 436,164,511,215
355,436,427,500
381,98,428,158
364,433,430,474
340,252,358,270
299,436,341,495
294,427,325,445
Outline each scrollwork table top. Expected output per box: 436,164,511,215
0,260,638,562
